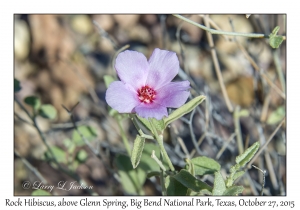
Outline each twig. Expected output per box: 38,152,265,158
260,91,271,122
264,152,279,190
14,97,96,195
111,44,130,76
15,150,48,184
190,132,206,158
203,15,233,112
252,165,266,196
188,109,205,156
171,124,190,159
14,112,33,126
198,15,229,41
261,73,286,99
245,171,259,195
273,49,286,93
228,19,286,100
216,133,236,160
173,14,286,40
93,20,118,50
234,106,244,155
247,118,285,168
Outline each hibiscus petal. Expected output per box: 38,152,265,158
105,81,141,113
134,102,168,120
115,50,149,90
146,48,180,89
155,81,190,108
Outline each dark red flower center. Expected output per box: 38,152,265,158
137,85,156,104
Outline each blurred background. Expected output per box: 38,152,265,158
14,14,286,195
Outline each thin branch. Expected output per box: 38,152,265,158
173,14,286,40
93,20,118,50
203,15,233,112
15,150,48,184
247,118,285,168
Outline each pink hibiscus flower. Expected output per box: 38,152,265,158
105,48,190,120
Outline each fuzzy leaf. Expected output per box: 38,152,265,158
14,78,21,92
24,96,41,111
172,169,212,192
223,186,244,196
72,125,97,146
164,95,205,126
76,149,88,163
39,104,57,119
269,26,284,48
165,176,188,196
212,171,226,195
137,116,165,133
44,146,66,164
104,75,116,88
232,170,245,181
189,156,221,176
31,190,51,196
185,158,195,176
267,106,285,125
115,154,146,195
235,142,260,168
146,171,160,178
131,135,145,168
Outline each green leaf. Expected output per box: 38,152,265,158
232,170,245,181
104,75,116,88
45,146,66,164
24,96,41,110
185,158,195,176
39,104,57,119
188,156,221,176
136,116,165,133
31,190,51,196
212,171,226,195
172,169,212,192
267,106,285,125
235,142,260,168
164,95,206,126
190,189,212,196
115,154,146,195
14,78,21,92
238,109,249,117
63,138,73,148
76,149,88,163
165,176,188,196
146,171,160,178
223,186,244,196
138,143,170,172
269,26,284,49
131,135,145,168
72,125,97,146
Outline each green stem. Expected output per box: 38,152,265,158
234,107,244,155
117,119,131,156
273,49,286,93
151,150,166,172
131,116,154,140
159,151,167,196
173,14,269,39
148,119,175,172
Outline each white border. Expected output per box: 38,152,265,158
2,0,299,209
